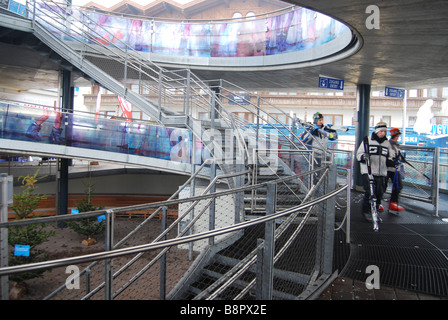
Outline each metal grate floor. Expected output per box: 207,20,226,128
335,191,448,297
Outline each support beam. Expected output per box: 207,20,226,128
354,84,371,189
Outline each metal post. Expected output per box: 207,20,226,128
255,239,264,300
209,93,217,245
322,165,336,274
185,70,191,116
234,162,243,224
346,168,352,244
104,210,114,300
158,69,162,121
432,147,440,217
209,162,216,246
188,127,196,260
160,206,167,300
58,70,73,228
58,158,69,228
355,84,371,189
262,182,276,299
1,174,13,300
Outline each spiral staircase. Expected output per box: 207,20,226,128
0,1,348,300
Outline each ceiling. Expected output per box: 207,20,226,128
190,0,448,91
1,0,448,93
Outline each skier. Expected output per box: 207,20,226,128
356,121,395,222
300,112,338,164
387,127,405,213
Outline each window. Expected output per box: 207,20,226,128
232,12,242,19
409,89,418,98
442,87,448,97
199,112,210,120
381,116,391,126
323,114,343,126
132,111,142,120
408,116,416,127
429,88,438,97
232,112,254,123
246,12,255,18
271,113,289,124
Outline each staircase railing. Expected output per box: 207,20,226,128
0,1,348,300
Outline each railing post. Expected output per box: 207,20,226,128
255,239,264,299
1,174,13,301
432,147,440,217
209,161,216,246
104,210,114,300
160,206,167,300
346,168,352,244
158,69,163,121
322,165,336,275
256,182,276,300
185,70,191,116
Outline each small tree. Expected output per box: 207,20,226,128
8,170,55,286
67,179,105,245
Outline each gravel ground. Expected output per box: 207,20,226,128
4,216,196,300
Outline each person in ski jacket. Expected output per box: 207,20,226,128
356,121,395,221
301,112,338,162
387,127,405,213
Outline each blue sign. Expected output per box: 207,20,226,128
318,76,344,90
385,87,405,98
14,245,30,257
432,124,448,135
97,215,106,222
228,93,250,105
71,209,79,214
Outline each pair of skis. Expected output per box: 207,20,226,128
362,137,381,232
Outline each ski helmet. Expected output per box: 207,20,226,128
389,127,401,137
313,112,323,124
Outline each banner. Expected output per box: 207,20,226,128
117,96,133,121
95,90,102,123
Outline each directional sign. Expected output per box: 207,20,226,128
385,86,405,98
318,76,344,90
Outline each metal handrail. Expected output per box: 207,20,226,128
198,166,330,300
0,180,346,277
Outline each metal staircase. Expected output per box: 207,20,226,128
0,1,346,300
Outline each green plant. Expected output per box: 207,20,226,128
67,179,105,240
8,169,55,283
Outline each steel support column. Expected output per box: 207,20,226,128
355,84,371,189
58,70,73,227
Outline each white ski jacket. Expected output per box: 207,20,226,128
356,133,394,177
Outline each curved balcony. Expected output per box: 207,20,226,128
41,3,356,70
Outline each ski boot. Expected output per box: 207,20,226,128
25,122,42,141
389,202,405,214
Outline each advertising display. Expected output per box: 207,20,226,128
57,7,349,58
